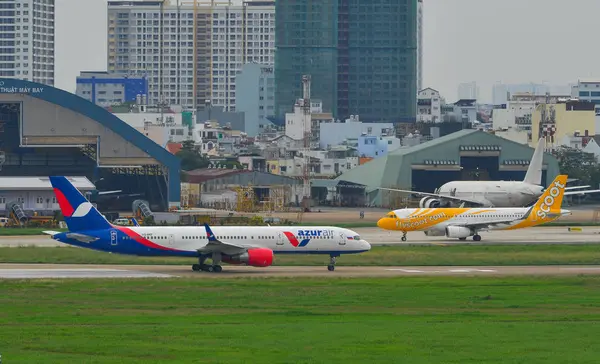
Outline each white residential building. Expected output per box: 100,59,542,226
492,83,551,105
107,0,274,111
572,79,600,114
285,99,333,147
0,0,55,85
319,115,395,149
416,88,443,123
492,93,537,131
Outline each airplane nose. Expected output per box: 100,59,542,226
361,240,371,250
377,218,384,228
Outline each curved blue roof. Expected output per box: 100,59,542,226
0,78,181,205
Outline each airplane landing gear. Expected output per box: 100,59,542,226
401,231,407,242
192,255,223,273
327,255,337,271
473,234,481,242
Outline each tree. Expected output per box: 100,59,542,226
175,140,210,171
552,146,599,186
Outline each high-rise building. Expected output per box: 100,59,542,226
275,0,418,123
417,0,423,92
0,0,55,85
457,81,479,100
235,63,275,137
107,0,274,111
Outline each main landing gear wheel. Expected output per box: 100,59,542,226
401,231,407,242
473,234,481,242
327,255,337,272
192,257,223,273
459,237,467,241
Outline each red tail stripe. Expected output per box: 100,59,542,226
117,227,181,252
283,231,299,247
53,188,74,217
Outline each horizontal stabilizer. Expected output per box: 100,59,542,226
42,230,61,237
65,232,99,243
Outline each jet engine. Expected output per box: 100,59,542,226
423,229,445,237
222,248,274,267
445,226,473,239
420,197,442,208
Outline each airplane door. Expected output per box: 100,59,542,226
110,229,118,246
276,232,285,246
338,232,347,246
168,234,175,247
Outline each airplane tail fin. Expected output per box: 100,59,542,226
529,174,567,221
49,176,112,232
204,223,217,242
523,138,545,185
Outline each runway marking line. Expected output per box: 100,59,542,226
386,268,498,273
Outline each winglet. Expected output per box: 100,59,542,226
204,223,217,241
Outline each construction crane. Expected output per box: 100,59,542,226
297,75,312,222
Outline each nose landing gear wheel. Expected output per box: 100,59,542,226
327,255,337,271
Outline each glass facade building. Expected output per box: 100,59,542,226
275,0,417,123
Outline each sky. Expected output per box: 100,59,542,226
55,0,600,103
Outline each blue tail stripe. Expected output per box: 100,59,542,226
298,239,310,247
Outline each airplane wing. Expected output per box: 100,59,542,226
564,189,600,196
565,185,591,190
378,187,487,206
197,223,256,255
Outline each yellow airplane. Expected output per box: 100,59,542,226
377,174,571,242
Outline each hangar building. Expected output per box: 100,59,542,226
183,168,303,211
335,129,560,207
0,78,180,215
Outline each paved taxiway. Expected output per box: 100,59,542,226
2,263,600,278
3,227,600,247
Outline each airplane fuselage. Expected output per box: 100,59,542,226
436,181,544,207
379,206,565,234
50,225,371,257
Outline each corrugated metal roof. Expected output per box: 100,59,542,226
0,176,95,190
183,169,246,183
311,179,338,188
390,129,478,156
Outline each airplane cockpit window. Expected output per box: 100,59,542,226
386,212,396,218
353,235,360,240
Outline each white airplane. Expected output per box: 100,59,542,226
43,176,371,273
380,138,600,208
377,174,571,242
